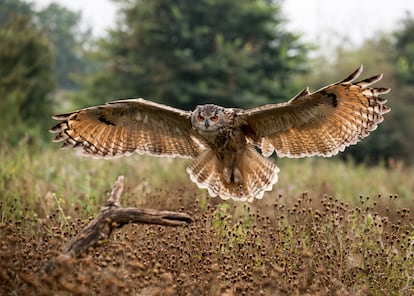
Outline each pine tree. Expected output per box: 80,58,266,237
84,0,309,109
0,0,55,144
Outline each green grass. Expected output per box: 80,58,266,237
1,143,413,295
1,143,412,219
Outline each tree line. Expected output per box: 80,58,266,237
1,0,413,164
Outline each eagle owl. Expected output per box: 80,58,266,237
50,66,390,201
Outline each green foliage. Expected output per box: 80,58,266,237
37,3,94,90
82,0,310,109
395,12,414,84
1,143,411,221
0,0,55,145
0,0,32,22
0,0,95,145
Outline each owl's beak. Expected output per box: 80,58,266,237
204,120,209,129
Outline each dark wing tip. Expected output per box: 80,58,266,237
61,141,76,149
289,86,311,103
52,113,72,120
49,122,68,133
356,73,384,89
381,105,391,114
52,133,68,142
339,65,364,84
375,87,391,96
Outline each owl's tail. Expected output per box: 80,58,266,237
186,147,279,202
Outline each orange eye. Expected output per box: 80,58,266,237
197,115,204,122
210,116,218,122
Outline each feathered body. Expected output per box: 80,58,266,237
50,66,390,201
188,104,278,200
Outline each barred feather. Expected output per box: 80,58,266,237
49,99,207,159
241,65,390,158
187,147,279,202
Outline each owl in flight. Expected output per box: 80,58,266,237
50,66,390,202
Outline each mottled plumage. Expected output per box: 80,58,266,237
50,66,390,201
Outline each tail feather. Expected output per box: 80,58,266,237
186,147,279,202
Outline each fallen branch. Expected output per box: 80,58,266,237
44,176,192,272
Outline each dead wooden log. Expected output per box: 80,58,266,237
44,176,192,272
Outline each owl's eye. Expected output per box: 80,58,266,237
197,115,204,122
210,116,218,122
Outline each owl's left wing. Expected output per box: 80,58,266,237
239,65,391,158
50,98,208,159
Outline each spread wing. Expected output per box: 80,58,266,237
50,98,208,158
240,65,391,158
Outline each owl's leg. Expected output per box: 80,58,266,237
233,167,243,184
222,154,244,184
223,167,232,184
222,167,243,184
232,150,245,184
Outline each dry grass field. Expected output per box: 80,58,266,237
1,144,413,295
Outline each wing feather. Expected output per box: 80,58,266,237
240,65,391,158
50,98,207,158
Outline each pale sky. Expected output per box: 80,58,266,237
284,0,414,51
33,0,414,51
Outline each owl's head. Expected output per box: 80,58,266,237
191,104,227,132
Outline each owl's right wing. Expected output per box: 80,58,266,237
239,66,390,158
50,98,208,159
